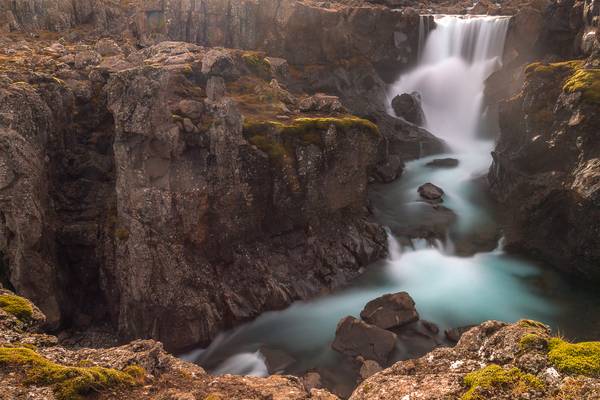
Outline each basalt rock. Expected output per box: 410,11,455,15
391,92,425,125
0,289,340,400
488,57,600,281
418,182,445,202
426,157,459,168
350,320,600,399
332,316,398,365
359,292,419,330
0,38,388,352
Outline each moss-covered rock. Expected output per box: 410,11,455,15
563,68,600,104
548,338,600,377
462,364,544,400
519,333,548,351
0,346,142,400
0,294,34,322
242,52,271,79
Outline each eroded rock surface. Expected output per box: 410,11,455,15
351,320,600,399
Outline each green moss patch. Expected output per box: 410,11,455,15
462,364,544,400
0,347,143,400
548,338,600,377
242,52,271,79
519,333,548,351
525,60,584,75
0,294,33,322
563,68,600,104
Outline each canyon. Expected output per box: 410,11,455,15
0,0,598,399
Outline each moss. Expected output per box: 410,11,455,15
204,394,222,400
547,338,600,377
123,365,147,384
520,333,548,351
362,382,372,393
518,319,547,331
462,364,544,400
525,60,584,75
248,134,289,163
563,68,600,104
242,52,271,79
114,227,129,241
0,347,140,400
0,294,33,321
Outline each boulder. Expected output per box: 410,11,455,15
426,158,459,168
178,99,204,120
358,359,382,381
359,292,419,330
299,93,345,113
418,183,444,202
332,316,397,365
391,92,425,125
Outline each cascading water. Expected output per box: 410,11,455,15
390,15,510,151
184,15,600,395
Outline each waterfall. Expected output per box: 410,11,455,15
390,15,510,152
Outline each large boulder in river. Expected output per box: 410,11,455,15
332,316,397,365
426,158,459,168
391,92,426,125
360,292,419,330
418,182,445,202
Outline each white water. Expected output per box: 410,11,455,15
185,15,600,388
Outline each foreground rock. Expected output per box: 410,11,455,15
332,316,397,365
351,320,600,399
0,289,338,400
391,92,426,125
360,292,419,330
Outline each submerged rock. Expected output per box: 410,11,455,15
426,157,459,168
332,316,397,365
359,292,419,330
418,182,445,202
391,92,426,125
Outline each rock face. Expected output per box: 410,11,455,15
350,320,600,399
488,57,600,281
391,92,425,125
0,36,389,351
332,316,398,365
359,292,419,330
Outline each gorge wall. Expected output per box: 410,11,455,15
0,0,447,351
488,0,600,280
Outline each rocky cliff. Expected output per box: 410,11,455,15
488,0,600,280
0,0,448,351
0,34,395,351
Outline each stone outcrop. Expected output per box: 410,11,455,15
0,289,339,400
0,36,389,351
488,56,600,280
350,320,600,399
